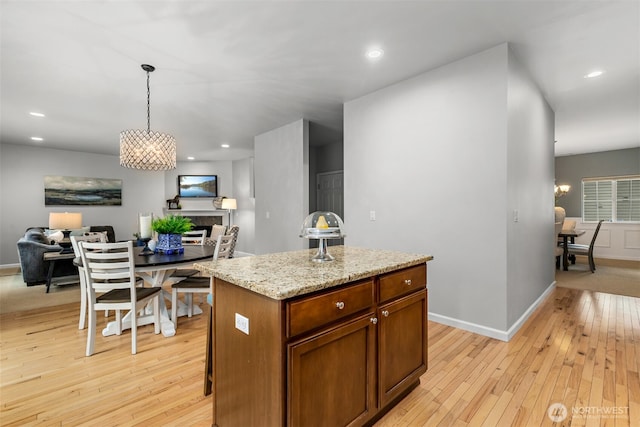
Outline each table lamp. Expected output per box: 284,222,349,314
49,212,82,253
221,198,237,227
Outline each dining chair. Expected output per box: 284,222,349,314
171,229,208,279
226,225,240,258
181,229,207,245
560,219,578,264
79,240,162,356
553,206,567,269
554,220,564,270
70,234,107,330
566,220,604,273
170,232,234,329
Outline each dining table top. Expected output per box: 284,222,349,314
74,244,215,269
133,244,215,268
558,229,586,238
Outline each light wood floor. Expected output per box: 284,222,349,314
1,286,639,426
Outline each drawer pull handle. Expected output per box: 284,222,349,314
404,279,412,286
370,317,378,324
335,301,345,310
382,310,389,317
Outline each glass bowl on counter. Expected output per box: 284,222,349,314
300,211,346,262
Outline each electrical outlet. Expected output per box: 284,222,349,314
513,209,519,222
370,210,376,221
235,313,249,335
266,211,270,219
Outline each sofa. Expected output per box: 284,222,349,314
16,226,116,286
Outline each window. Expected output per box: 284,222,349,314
582,176,640,222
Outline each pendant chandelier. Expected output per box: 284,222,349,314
120,64,176,170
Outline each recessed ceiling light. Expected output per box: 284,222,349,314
365,48,384,60
30,136,44,141
584,70,604,78
187,156,195,160
29,112,45,117
221,144,230,148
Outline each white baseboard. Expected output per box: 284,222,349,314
428,281,557,342
0,263,20,270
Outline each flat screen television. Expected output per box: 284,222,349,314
178,175,218,198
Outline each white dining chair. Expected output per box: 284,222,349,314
70,233,107,330
171,229,208,279
171,232,234,329
79,240,162,356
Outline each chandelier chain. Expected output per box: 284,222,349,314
146,70,151,134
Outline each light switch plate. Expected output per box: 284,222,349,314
235,313,249,335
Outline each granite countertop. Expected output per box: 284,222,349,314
194,245,433,300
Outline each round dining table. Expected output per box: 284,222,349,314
102,244,215,338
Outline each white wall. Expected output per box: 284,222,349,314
254,119,309,255
505,49,556,329
232,157,256,255
0,143,237,265
344,44,554,339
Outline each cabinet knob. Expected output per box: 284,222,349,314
335,301,345,310
370,317,378,324
404,279,412,286
382,310,389,317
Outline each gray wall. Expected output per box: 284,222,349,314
254,119,309,255
344,44,554,339
555,147,640,217
0,143,239,265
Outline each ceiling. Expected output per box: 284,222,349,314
1,1,638,162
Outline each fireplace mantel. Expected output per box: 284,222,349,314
162,208,229,227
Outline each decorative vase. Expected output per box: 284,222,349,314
156,233,184,254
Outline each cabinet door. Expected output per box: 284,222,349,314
378,290,428,407
288,314,377,427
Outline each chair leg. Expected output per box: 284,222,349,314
86,307,96,357
153,295,161,335
115,310,122,335
556,256,560,270
131,305,137,355
589,254,596,273
204,305,213,396
171,289,178,329
78,273,87,330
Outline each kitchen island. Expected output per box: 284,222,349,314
195,246,433,427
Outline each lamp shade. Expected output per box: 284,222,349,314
221,198,237,210
49,212,82,230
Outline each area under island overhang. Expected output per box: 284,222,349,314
195,245,434,427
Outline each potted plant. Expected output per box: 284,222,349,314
152,214,193,254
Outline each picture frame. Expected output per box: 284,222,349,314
44,175,122,206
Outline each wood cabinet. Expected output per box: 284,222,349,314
212,263,428,427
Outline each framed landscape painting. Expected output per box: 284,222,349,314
44,176,122,206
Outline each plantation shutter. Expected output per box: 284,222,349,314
616,178,640,222
583,180,612,222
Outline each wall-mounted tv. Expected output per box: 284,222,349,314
178,175,218,198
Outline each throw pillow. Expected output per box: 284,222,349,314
83,231,109,242
46,230,64,244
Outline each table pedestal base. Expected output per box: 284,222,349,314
102,271,204,337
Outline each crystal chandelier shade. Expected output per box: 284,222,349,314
119,129,176,170
119,64,176,171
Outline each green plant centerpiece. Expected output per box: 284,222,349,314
152,214,193,254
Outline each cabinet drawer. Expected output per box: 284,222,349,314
287,279,375,338
379,264,426,303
